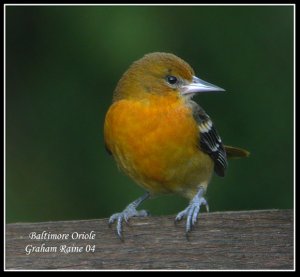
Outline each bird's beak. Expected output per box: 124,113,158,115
181,76,225,95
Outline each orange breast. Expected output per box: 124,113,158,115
104,95,213,197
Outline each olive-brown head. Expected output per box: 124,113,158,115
113,52,224,102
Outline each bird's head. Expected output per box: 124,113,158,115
113,52,224,102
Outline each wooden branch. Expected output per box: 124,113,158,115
5,209,294,270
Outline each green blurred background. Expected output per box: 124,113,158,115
6,5,294,223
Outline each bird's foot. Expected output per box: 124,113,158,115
108,193,150,240
109,205,149,239
175,188,209,234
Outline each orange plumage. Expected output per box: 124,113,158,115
104,52,249,239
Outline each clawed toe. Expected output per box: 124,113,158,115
108,213,120,225
108,193,150,240
175,208,188,223
109,189,210,240
175,188,209,235
109,208,149,239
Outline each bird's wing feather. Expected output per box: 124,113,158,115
105,143,112,155
224,145,250,159
191,101,228,177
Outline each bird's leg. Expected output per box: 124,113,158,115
108,192,150,239
175,187,209,234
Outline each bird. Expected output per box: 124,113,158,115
104,52,249,239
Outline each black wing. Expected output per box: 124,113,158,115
191,101,228,177
105,143,112,155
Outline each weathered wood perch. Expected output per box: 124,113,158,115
6,209,293,270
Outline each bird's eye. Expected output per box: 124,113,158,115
166,75,178,85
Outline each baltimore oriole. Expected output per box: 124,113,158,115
104,52,249,239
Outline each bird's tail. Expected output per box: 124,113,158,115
224,145,250,159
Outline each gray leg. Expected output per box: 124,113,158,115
109,192,150,239
175,187,209,234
